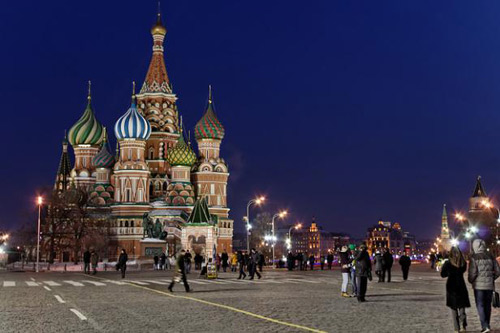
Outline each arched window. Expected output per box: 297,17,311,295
125,221,129,227
149,147,154,160
131,221,134,228
120,221,123,228
163,182,167,191
149,183,153,195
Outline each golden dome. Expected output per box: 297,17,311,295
151,13,166,36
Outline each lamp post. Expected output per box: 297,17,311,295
36,196,43,273
287,223,302,252
245,196,265,252
271,211,287,268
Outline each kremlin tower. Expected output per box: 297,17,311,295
54,132,72,193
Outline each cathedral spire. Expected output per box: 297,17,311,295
441,204,450,239
54,131,72,193
472,175,487,197
140,5,171,94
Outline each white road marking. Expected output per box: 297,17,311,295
63,281,84,287
142,280,168,285
44,286,52,291
215,280,240,284
282,279,300,284
70,309,87,321
3,281,15,287
188,280,208,285
43,281,61,286
81,280,106,286
287,278,320,284
265,280,284,284
26,281,39,286
30,278,36,281
125,280,149,285
103,280,127,285
54,295,66,304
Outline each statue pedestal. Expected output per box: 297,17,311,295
140,238,167,258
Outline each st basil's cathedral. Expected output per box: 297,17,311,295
54,9,232,260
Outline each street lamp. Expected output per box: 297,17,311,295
36,196,43,273
271,210,287,268
287,223,302,251
245,196,265,252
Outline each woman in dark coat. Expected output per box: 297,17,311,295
440,246,470,332
117,249,128,279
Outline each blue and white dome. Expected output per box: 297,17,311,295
114,101,151,140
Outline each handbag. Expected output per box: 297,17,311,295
493,291,500,308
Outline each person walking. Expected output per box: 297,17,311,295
309,254,315,271
287,251,294,271
194,253,203,270
216,253,221,272
168,250,191,293
382,248,394,282
320,255,325,270
468,239,500,333
297,252,303,271
258,253,265,272
399,253,411,281
339,246,351,297
430,252,437,270
90,249,99,275
221,250,229,272
153,255,159,270
160,252,166,270
327,251,334,270
441,246,470,333
249,248,262,280
231,252,238,272
117,249,128,279
349,244,358,297
237,251,247,279
83,249,91,274
374,251,384,282
355,244,372,302
184,250,192,274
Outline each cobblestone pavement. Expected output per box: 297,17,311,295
1,264,500,332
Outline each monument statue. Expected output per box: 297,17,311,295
142,213,154,238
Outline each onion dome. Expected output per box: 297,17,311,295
151,5,166,36
195,85,225,141
93,130,114,168
68,81,104,146
166,129,197,167
114,82,152,140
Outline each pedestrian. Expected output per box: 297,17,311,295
237,250,246,279
153,255,159,270
221,250,229,272
298,252,304,271
349,244,358,297
374,251,384,282
90,249,99,275
287,251,294,271
399,253,411,281
355,244,372,302
216,253,221,272
327,251,334,270
168,249,191,293
339,246,351,297
117,248,128,279
441,246,470,333
309,254,315,271
194,253,203,270
258,253,265,272
468,239,500,333
382,248,394,282
160,252,166,270
184,250,192,274
83,249,91,274
249,248,262,280
231,252,238,272
430,252,437,269
320,255,325,270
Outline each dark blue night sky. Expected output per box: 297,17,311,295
2,0,500,239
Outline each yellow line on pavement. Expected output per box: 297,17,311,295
82,274,326,333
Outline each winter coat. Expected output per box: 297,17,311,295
83,251,91,263
251,252,260,265
441,260,471,309
374,254,384,271
355,250,372,277
327,254,334,263
231,254,238,265
399,255,411,269
176,254,186,273
339,251,351,273
90,252,98,266
118,253,128,268
383,252,394,268
468,239,500,290
221,252,229,266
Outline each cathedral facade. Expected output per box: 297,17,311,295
55,10,233,260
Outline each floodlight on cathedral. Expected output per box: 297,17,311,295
68,82,104,146
114,83,152,141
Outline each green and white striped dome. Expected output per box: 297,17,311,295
68,86,104,146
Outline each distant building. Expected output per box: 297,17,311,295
467,176,498,245
366,220,416,255
291,219,350,260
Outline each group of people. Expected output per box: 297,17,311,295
440,239,500,333
338,244,413,302
82,249,99,275
153,252,176,271
286,252,335,271
235,249,264,280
